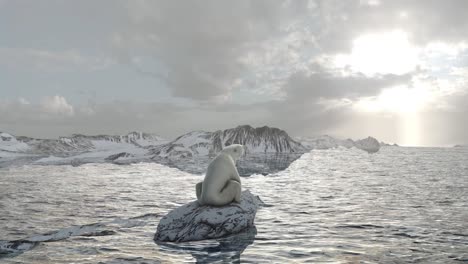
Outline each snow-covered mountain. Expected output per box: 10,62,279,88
148,125,306,159
2,126,306,172
1,127,388,175
145,125,307,175
10,132,167,156
0,132,167,168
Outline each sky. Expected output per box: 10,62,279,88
1,0,468,146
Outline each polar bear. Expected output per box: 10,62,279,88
196,144,245,206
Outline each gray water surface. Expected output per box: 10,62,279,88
1,147,467,263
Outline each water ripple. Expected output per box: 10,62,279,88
0,147,467,263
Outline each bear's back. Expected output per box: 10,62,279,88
204,153,235,183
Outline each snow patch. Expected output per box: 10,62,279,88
0,132,30,152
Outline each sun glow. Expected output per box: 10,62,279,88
354,85,431,113
354,85,432,146
335,30,419,76
400,112,421,146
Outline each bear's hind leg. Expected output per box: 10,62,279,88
233,183,241,203
217,180,241,205
196,182,203,201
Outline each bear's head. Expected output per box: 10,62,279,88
221,144,245,161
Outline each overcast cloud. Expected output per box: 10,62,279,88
1,0,468,146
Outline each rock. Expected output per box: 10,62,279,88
154,190,263,242
341,138,355,149
354,136,381,153
105,152,133,161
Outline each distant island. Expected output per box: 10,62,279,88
1,126,388,175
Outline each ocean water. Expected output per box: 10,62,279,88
1,147,467,263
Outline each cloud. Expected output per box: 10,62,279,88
1,89,467,146
108,0,468,103
111,0,310,101
0,93,345,141
40,95,74,116
2,1,468,146
0,47,113,72
307,0,468,53
282,68,413,101
0,96,74,125
0,96,265,138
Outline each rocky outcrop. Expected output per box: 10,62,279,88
105,152,134,161
211,125,305,154
354,136,381,153
154,190,263,242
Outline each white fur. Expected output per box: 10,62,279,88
196,144,244,206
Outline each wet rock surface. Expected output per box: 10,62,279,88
154,190,263,242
